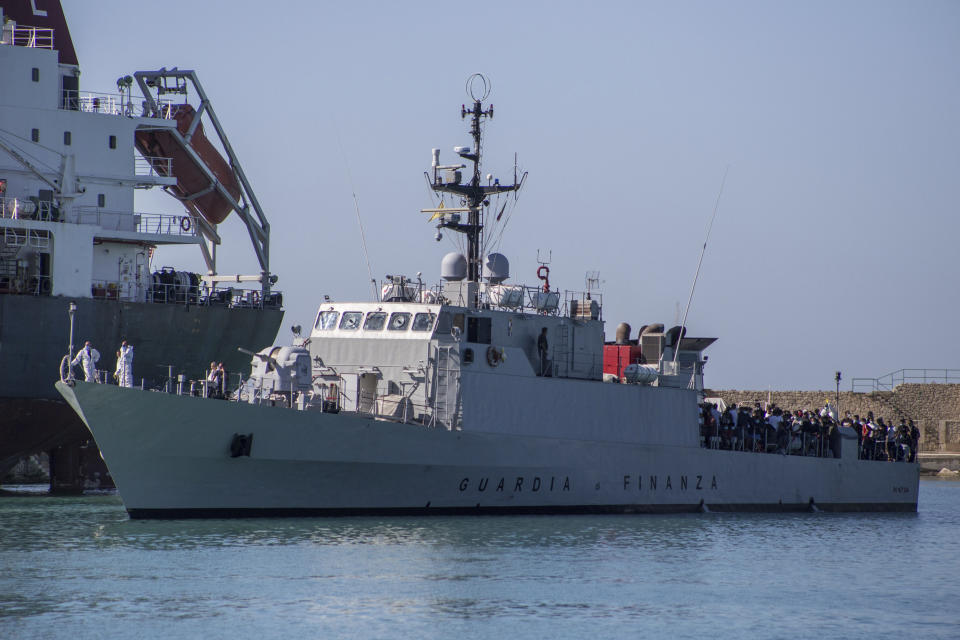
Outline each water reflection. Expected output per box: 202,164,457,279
0,486,944,555
1,481,958,638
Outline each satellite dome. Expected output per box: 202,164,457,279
441,252,467,281
484,253,509,283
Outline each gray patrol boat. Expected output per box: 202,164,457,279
56,76,918,517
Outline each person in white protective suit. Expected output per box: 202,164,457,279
115,340,134,387
70,341,100,382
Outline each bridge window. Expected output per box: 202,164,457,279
467,317,492,344
412,312,436,332
315,310,338,331
387,312,410,331
339,311,362,331
363,312,387,331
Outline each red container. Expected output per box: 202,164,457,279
603,344,643,379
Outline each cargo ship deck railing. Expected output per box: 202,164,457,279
1,197,57,221
70,207,198,237
1,24,53,49
135,155,173,178
59,89,175,118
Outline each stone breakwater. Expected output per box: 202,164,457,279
710,384,960,453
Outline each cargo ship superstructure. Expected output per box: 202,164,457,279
1,1,283,488
57,75,918,516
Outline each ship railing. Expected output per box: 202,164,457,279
69,207,198,237
0,273,52,296
90,279,144,302
2,225,51,248
60,90,128,115
0,196,58,221
135,155,173,177
200,285,283,309
1,24,54,49
59,90,176,118
700,421,918,463
146,282,282,309
475,283,603,319
851,369,960,393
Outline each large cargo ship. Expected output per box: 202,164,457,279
1,1,283,488
57,75,918,517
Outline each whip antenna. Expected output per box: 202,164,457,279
333,121,378,301
673,166,729,366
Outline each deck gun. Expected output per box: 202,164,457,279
237,345,313,404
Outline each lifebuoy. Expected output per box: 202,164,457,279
486,345,503,367
180,216,192,232
537,265,550,292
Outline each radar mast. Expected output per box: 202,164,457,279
425,74,525,284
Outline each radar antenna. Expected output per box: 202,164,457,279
424,74,526,284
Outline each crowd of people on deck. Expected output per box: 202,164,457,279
699,402,920,463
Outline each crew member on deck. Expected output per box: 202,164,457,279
909,420,920,463
115,340,134,387
207,362,220,398
537,327,549,376
71,341,100,382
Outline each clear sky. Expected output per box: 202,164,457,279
62,0,959,391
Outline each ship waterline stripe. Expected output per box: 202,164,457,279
127,502,918,519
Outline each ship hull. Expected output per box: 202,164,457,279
0,296,282,471
56,381,920,518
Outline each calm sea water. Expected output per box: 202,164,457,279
1,479,958,639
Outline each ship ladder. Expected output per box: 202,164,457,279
434,345,450,428
554,322,570,378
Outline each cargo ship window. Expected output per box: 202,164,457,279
109,135,117,149
467,317,492,344
387,312,410,331
363,312,387,331
31,129,39,142
32,68,39,82
97,194,105,207
412,312,436,332
315,310,339,330
64,131,71,146
339,311,363,331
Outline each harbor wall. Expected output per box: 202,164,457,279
710,384,960,454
